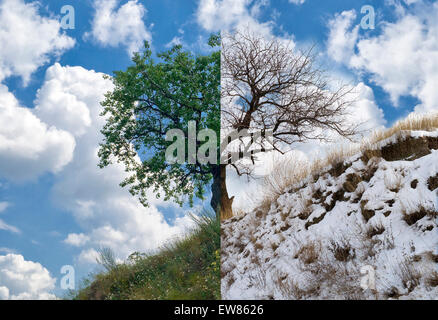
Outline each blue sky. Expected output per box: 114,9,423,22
1,0,437,299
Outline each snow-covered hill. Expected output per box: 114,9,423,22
221,130,438,300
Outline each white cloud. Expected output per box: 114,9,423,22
0,0,74,84
0,84,76,182
0,254,56,300
0,287,9,300
0,219,20,234
34,64,110,137
386,0,421,9
63,233,90,247
349,13,428,106
196,0,286,40
344,82,387,134
0,201,9,213
35,64,195,263
327,10,359,63
403,0,421,4
0,1,76,181
289,0,305,4
197,0,251,31
327,2,438,113
77,248,99,265
165,36,183,48
0,247,16,254
86,0,151,54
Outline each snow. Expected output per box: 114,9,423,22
222,131,438,300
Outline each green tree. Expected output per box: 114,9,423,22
98,35,222,216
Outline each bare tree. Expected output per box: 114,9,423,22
220,30,357,219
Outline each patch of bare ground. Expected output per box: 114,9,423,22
402,206,438,226
428,173,438,191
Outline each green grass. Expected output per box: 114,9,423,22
71,212,220,300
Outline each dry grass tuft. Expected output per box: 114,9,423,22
366,223,385,238
274,276,308,300
426,271,438,288
329,238,355,262
262,155,310,202
394,257,421,293
369,112,438,145
296,241,320,265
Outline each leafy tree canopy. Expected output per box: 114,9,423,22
98,35,220,208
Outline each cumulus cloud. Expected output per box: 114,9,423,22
197,0,252,31
0,254,56,300
0,84,75,181
77,248,99,265
35,64,195,263
63,233,90,247
34,64,110,137
86,0,151,54
196,0,288,40
344,82,387,134
0,0,74,84
327,1,438,113
327,10,359,63
0,2,76,182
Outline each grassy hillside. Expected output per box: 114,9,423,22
73,214,220,300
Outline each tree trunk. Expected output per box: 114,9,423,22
211,164,234,220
